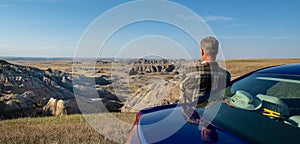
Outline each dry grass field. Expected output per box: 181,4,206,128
1,58,300,144
0,113,136,144
225,58,300,80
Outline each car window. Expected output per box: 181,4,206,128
226,74,300,99
267,80,300,99
222,74,300,128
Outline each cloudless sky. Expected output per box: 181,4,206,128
0,0,299,59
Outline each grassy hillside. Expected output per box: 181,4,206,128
0,113,136,144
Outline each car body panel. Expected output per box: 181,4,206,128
208,102,300,144
255,64,300,75
137,105,247,144
135,102,300,144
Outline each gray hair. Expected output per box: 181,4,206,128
200,37,219,57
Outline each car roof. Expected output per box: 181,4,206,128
254,63,300,75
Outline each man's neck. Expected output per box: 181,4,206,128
202,59,216,62
201,56,215,62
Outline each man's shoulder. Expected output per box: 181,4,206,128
182,61,228,72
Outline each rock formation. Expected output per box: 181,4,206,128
0,60,122,119
128,58,178,75
0,60,75,118
121,77,182,112
43,97,80,116
0,58,202,118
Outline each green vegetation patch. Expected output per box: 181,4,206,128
0,113,136,144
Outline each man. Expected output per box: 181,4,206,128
180,37,231,106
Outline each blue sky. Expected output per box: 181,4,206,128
0,0,299,59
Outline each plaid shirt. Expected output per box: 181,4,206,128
180,61,231,103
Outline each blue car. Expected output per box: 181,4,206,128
126,64,300,144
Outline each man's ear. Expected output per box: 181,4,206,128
200,48,204,56
200,48,208,61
